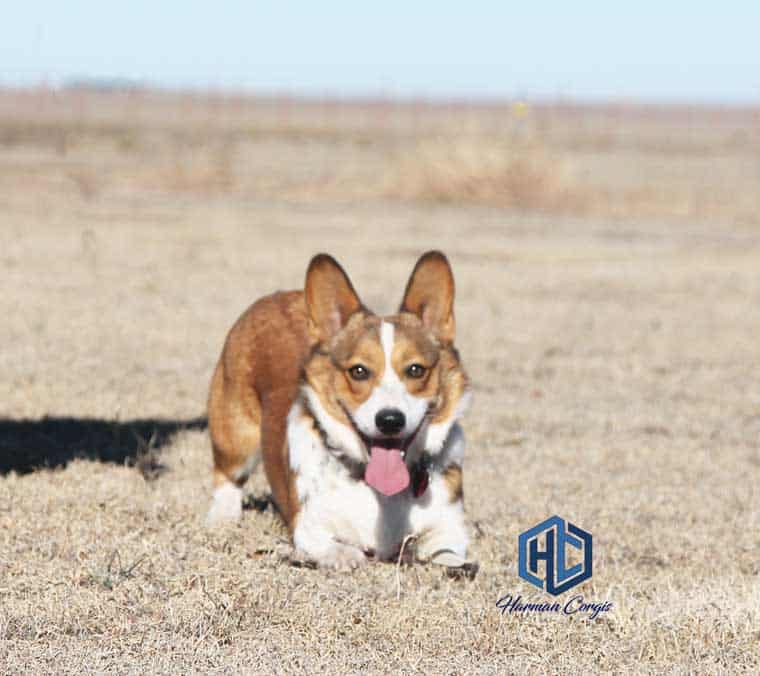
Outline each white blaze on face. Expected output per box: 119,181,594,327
353,321,429,438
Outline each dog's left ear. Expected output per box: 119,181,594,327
399,251,455,344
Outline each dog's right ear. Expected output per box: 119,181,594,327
305,254,363,342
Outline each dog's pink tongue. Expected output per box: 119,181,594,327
365,446,410,496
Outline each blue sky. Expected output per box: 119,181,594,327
1,2,758,102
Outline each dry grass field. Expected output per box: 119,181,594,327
1,88,760,674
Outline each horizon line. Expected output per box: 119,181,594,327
2,80,760,111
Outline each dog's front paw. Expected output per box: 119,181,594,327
428,549,479,579
313,542,368,571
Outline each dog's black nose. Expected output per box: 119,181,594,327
375,408,406,435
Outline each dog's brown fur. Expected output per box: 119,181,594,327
208,251,466,533
207,290,308,529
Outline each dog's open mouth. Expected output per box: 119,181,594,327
360,434,416,497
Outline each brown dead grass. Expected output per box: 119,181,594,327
381,139,584,211
1,89,759,224
1,89,760,674
378,133,760,224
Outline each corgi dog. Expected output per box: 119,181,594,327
207,251,472,570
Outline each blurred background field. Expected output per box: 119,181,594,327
2,88,759,224
1,87,760,673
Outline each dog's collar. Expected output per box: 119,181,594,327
304,399,366,480
324,442,430,498
303,397,431,496
410,454,430,498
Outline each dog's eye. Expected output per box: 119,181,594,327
405,363,426,379
348,364,371,381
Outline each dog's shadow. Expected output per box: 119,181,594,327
0,415,207,477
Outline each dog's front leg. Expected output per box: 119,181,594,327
409,467,473,569
292,510,368,570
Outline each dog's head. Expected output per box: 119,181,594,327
301,251,470,496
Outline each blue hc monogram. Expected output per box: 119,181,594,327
518,515,592,596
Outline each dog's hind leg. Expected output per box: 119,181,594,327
206,360,262,525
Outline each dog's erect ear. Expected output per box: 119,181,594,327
399,251,455,344
305,254,363,342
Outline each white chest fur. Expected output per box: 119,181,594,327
286,400,468,565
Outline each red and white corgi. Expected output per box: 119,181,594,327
207,251,472,569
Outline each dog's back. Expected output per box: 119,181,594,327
207,290,308,525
